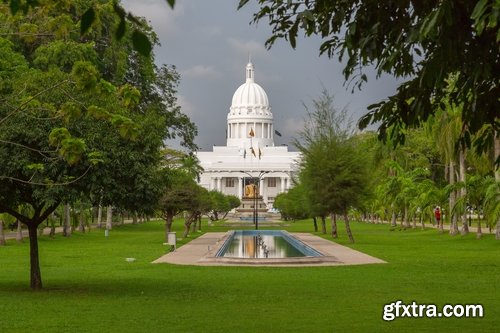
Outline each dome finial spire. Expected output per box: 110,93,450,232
246,59,254,83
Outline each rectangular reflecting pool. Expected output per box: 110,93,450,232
216,230,323,258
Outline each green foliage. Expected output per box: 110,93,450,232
80,6,96,35
483,177,500,229
5,0,177,56
242,0,499,156
33,41,97,72
0,221,499,331
208,191,240,220
273,184,309,220
295,90,370,218
0,0,194,288
71,61,99,90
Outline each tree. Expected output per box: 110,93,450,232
183,185,211,238
209,191,240,221
0,0,196,289
273,184,309,221
240,0,499,159
157,169,194,237
3,0,177,57
295,90,369,242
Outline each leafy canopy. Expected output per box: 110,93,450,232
239,0,499,155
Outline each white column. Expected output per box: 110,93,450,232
217,177,222,192
261,178,266,202
280,177,285,193
259,178,264,198
238,177,243,199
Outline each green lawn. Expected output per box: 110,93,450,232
0,219,498,332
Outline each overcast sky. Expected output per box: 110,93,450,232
122,0,400,151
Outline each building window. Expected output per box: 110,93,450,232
225,178,235,187
267,177,276,187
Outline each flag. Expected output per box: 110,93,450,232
249,128,255,137
274,129,282,137
250,147,256,157
258,147,262,160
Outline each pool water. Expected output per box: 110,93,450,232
216,230,323,258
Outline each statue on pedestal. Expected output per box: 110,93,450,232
244,183,258,198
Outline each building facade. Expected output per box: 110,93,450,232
196,61,300,208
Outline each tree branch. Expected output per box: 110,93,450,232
0,166,92,186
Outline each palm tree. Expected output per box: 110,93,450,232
433,108,463,235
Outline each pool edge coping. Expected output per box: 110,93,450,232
152,231,387,267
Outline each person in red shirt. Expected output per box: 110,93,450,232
434,207,441,228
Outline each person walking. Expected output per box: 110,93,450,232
434,206,441,229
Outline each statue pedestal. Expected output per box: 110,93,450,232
235,196,268,220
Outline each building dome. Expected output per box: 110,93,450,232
231,63,269,107
227,61,274,148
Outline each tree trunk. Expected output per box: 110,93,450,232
420,214,425,230
28,223,42,290
63,204,71,237
320,215,326,234
403,206,410,228
312,217,318,232
412,215,417,229
198,215,202,231
344,213,355,243
97,205,103,228
49,223,55,238
330,214,338,238
0,220,5,245
164,212,174,243
132,212,138,225
191,217,197,233
106,205,113,230
16,220,23,242
391,211,397,227
78,209,85,233
438,214,444,233
449,161,459,235
165,213,174,232
183,213,196,238
459,148,469,235
476,218,482,239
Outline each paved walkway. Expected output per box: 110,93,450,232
152,232,386,267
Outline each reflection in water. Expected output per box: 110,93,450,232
223,234,305,258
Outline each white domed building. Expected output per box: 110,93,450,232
196,61,300,210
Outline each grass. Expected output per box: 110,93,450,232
0,219,499,332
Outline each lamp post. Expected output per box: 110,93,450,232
240,170,269,230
